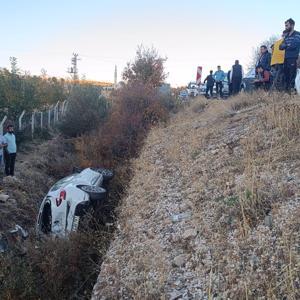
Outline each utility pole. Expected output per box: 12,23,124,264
67,53,80,80
114,65,117,89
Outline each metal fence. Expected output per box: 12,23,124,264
0,100,68,137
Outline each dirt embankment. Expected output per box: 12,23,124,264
92,93,300,299
0,137,76,234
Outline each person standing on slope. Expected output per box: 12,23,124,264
279,18,300,93
4,125,17,177
0,133,7,176
214,66,226,98
270,30,287,91
204,70,215,99
230,60,244,95
256,45,272,71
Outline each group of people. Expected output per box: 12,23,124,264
203,60,244,98
0,125,17,178
254,18,300,93
203,18,300,98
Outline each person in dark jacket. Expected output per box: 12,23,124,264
227,70,232,96
230,60,244,95
204,70,215,98
256,45,272,71
279,18,300,93
254,65,272,91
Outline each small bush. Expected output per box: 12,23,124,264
59,85,109,137
191,98,209,113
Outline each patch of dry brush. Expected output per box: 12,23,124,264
93,92,300,299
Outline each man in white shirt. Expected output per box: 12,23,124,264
4,125,17,176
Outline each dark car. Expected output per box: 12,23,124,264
241,68,256,92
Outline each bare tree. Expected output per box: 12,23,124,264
122,45,168,88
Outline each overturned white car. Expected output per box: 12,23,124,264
36,167,113,238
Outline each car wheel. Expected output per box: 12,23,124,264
78,185,106,201
91,168,114,181
73,166,83,173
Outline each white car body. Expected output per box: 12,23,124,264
296,68,300,94
186,82,200,97
36,168,111,238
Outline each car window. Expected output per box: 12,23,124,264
50,175,76,192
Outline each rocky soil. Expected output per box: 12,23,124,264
92,93,300,299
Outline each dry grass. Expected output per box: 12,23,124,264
93,92,300,299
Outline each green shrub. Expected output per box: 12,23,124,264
59,85,109,137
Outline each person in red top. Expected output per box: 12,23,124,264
254,65,272,90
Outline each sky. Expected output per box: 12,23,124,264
0,0,299,86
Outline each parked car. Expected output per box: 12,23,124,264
179,89,189,101
36,167,113,238
186,82,200,97
241,68,256,92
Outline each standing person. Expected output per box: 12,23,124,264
204,70,215,99
0,133,7,175
230,60,244,95
279,18,300,93
4,125,17,177
254,65,272,90
214,66,225,98
270,30,287,91
256,45,272,71
227,70,232,96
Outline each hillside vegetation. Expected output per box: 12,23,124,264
92,93,300,299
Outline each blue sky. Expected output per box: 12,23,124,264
0,0,299,86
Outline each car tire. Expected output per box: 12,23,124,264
91,168,114,181
73,166,83,173
78,185,106,201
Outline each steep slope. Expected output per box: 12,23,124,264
92,93,300,299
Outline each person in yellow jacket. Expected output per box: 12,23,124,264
271,31,287,91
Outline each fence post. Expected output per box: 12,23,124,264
40,112,43,129
0,116,7,136
48,107,51,128
61,100,66,116
54,101,59,123
18,110,25,131
31,111,35,138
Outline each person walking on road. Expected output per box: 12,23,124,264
214,66,226,98
230,60,244,95
279,18,300,93
204,70,215,99
4,125,17,177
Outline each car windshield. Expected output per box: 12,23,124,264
50,175,76,192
